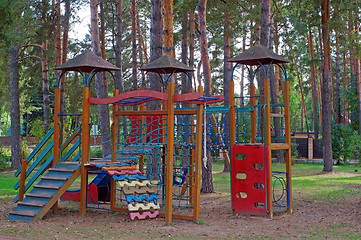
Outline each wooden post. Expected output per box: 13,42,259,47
284,80,293,213
112,89,119,163
18,160,27,202
189,88,195,205
193,85,203,223
139,87,146,174
110,89,119,211
250,83,256,143
308,137,313,160
53,88,61,166
80,87,91,216
52,87,61,214
165,82,175,225
264,78,273,218
229,81,236,146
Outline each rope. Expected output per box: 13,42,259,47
203,103,207,169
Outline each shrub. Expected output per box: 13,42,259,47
0,145,11,170
332,123,361,164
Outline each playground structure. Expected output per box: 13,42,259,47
7,45,292,224
228,45,292,217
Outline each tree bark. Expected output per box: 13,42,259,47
181,8,189,94
131,0,138,92
115,0,124,93
100,0,108,86
189,11,196,87
90,0,111,157
269,18,284,163
10,43,22,170
41,6,50,133
197,0,214,193
147,0,162,110
258,0,271,139
321,0,333,172
355,17,361,134
335,33,341,125
162,0,174,56
135,5,146,87
307,22,319,139
223,10,231,172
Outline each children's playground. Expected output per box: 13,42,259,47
2,46,361,239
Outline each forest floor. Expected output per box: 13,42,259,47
1,164,361,239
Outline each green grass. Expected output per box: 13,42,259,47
1,161,360,239
211,161,361,203
0,171,19,197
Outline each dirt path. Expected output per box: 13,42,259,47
1,192,360,240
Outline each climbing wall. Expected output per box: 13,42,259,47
231,145,270,215
107,168,159,220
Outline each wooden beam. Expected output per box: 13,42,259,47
80,87,90,216
89,89,168,105
284,80,293,213
18,160,27,202
230,81,236,147
114,109,197,116
53,88,61,166
165,82,175,225
193,86,203,223
250,83,256,143
110,89,119,211
264,78,273,218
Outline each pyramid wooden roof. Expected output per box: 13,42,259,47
140,55,194,74
229,45,289,66
54,50,120,72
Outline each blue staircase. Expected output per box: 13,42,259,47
7,163,80,222
8,125,82,222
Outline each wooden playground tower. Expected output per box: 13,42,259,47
228,45,292,218
8,51,223,225
8,45,292,224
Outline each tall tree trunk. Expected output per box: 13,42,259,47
335,33,341,124
115,0,124,93
147,0,162,110
90,0,111,157
189,11,195,87
131,0,138,92
100,0,108,86
62,0,70,66
321,0,333,172
355,17,361,134
307,22,319,139
54,0,64,142
180,6,190,165
269,18,284,163
181,8,189,93
197,0,214,193
42,6,50,133
223,10,231,172
162,0,174,56
240,26,246,107
10,43,22,170
258,0,271,139
343,52,348,123
135,6,146,87
317,26,323,126
61,0,71,133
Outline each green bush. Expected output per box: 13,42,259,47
332,123,361,164
0,145,11,170
28,119,45,142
